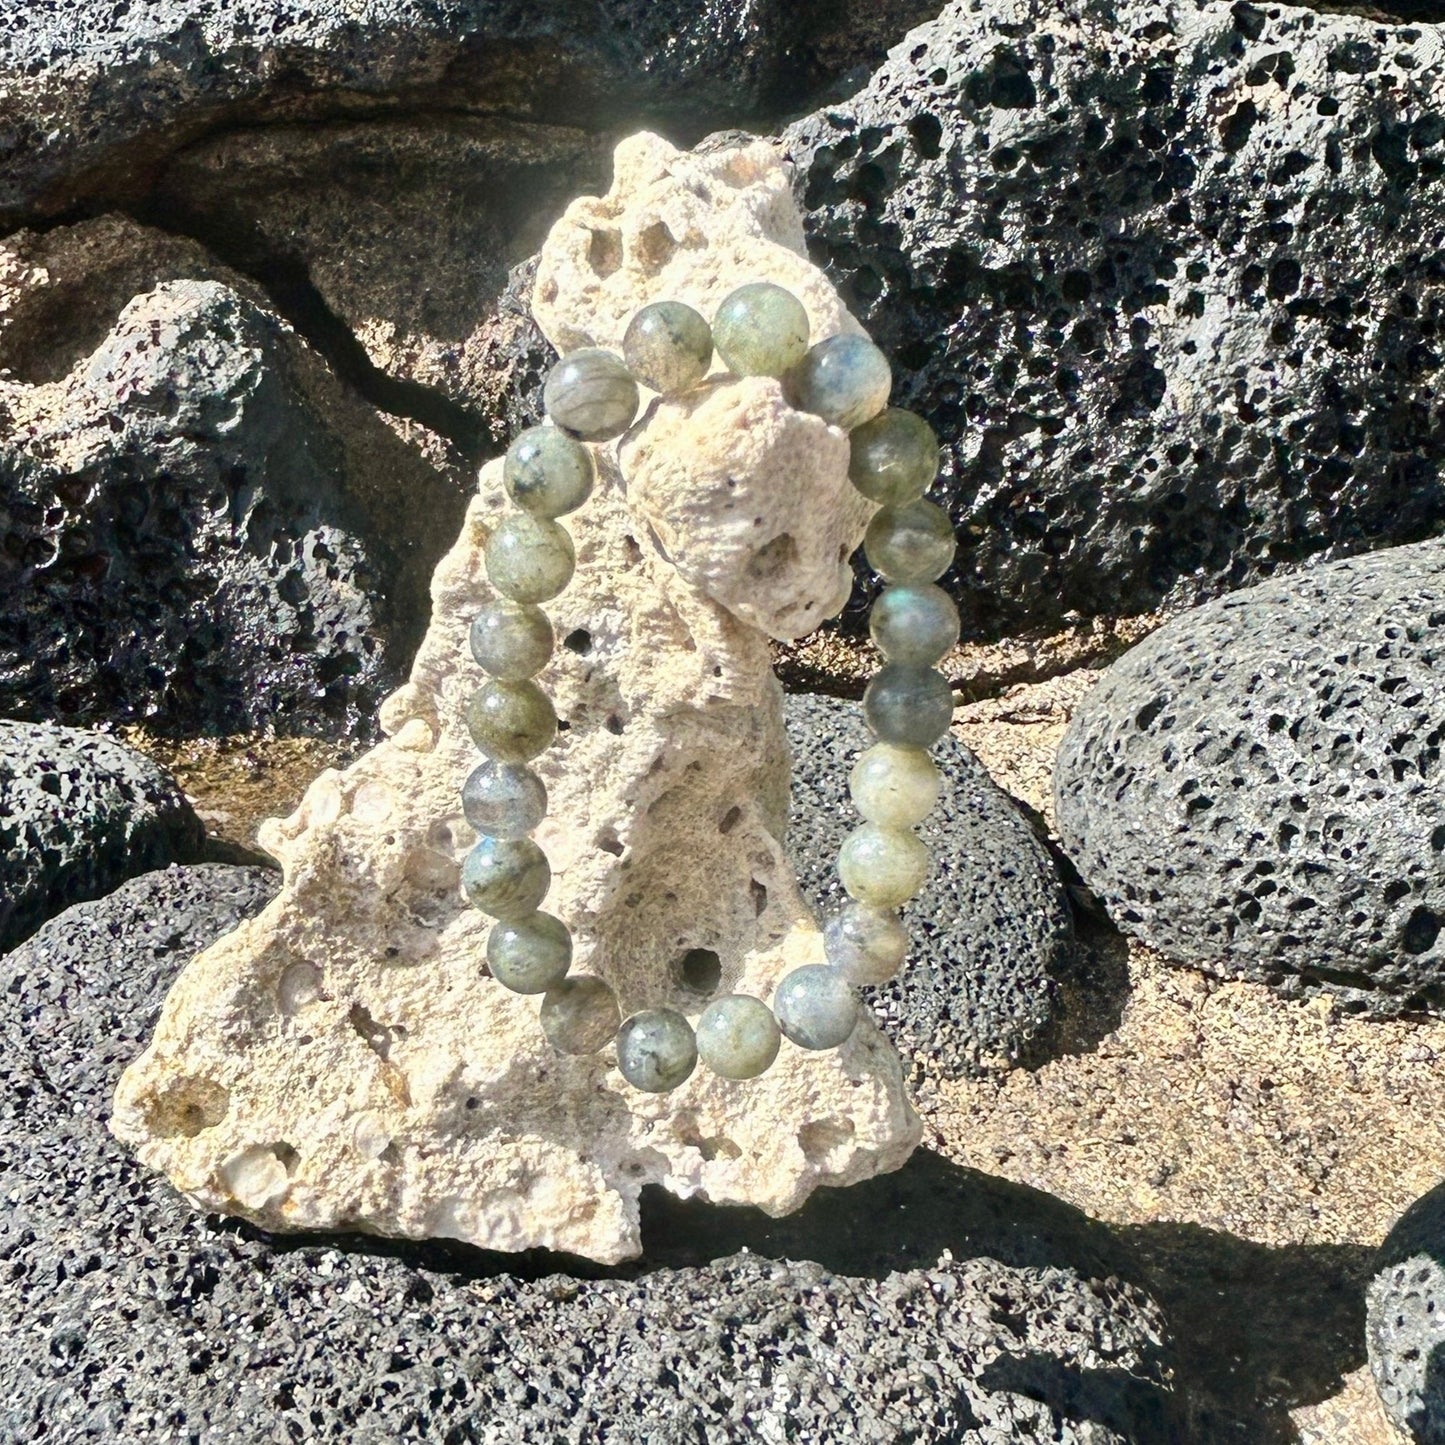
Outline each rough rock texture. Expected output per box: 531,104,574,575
785,0,1445,640
0,216,465,737
112,136,919,1266
785,693,1074,1080
1055,538,1445,1014
0,722,205,953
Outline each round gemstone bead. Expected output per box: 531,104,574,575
695,994,782,1080
616,1008,699,1093
788,333,891,430
622,301,713,395
487,911,572,994
540,976,621,1055
542,348,639,441
462,836,551,920
848,408,939,505
849,744,941,828
869,583,959,667
484,514,575,604
773,965,858,1051
503,425,595,519
823,903,908,986
837,823,930,908
462,760,547,840
863,663,954,748
469,599,554,680
465,680,557,763
864,499,956,583
712,282,809,378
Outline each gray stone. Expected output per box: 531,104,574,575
784,0,1445,643
1055,538,1445,1014
0,723,205,953
785,692,1075,1079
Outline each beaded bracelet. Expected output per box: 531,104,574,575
460,282,958,1093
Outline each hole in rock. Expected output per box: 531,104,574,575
605,714,625,736
719,806,742,835
598,828,625,857
750,879,769,917
1402,906,1442,955
588,228,622,277
142,1076,231,1138
672,947,723,997
634,220,678,274
563,629,593,655
349,1002,398,1060
746,533,799,584
798,1117,856,1163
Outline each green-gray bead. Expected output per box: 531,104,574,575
849,408,940,505
616,1009,698,1093
465,680,557,763
863,664,954,748
622,301,713,395
462,836,551,920
712,282,809,378
484,514,575,604
503,426,595,519
788,333,891,430
487,911,572,994
469,599,554,679
462,760,547,839
863,499,956,583
543,348,639,441
848,744,940,828
540,976,621,1055
823,903,908,986
837,823,930,909
696,994,781,1080
773,965,858,1051
869,584,959,667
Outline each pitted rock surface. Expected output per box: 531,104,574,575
785,0,1445,640
1055,538,1445,1014
786,693,1074,1079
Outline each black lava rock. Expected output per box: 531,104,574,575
0,722,206,953
1055,538,1445,1014
784,0,1445,641
784,692,1074,1079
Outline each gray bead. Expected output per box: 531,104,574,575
823,903,908,986
469,600,554,680
484,514,575,604
788,333,892,430
486,911,572,994
543,348,639,441
503,426,595,519
712,282,810,378
540,976,621,1055
462,836,550,920
695,994,781,1080
863,664,954,748
465,680,557,763
848,407,940,505
773,965,858,1051
462,760,547,840
616,1008,699,1093
622,301,713,395
864,499,956,583
869,584,960,667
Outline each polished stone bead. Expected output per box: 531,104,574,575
540,976,621,1055
869,583,959,667
616,1008,698,1092
462,760,547,839
773,965,858,1050
788,333,891,430
712,282,809,378
503,425,595,519
837,822,930,908
695,994,781,1080
543,348,639,441
486,910,572,994
622,301,713,395
469,599,554,680
462,835,551,920
863,663,954,748
848,743,941,828
848,408,939,505
484,514,575,604
823,903,908,986
863,499,956,583
465,680,557,763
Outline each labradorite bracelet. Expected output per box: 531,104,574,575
460,282,958,1093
